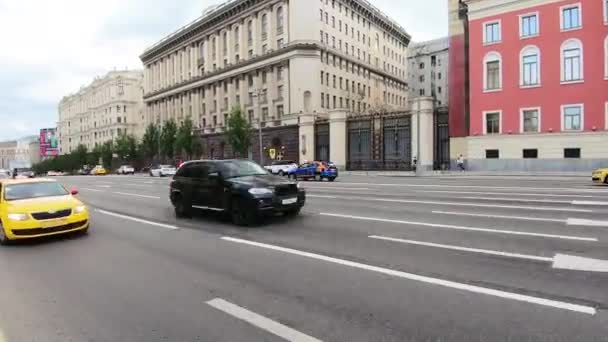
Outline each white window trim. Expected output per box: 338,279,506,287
605,102,608,130
604,0,608,24
520,45,541,88
520,107,542,134
483,51,502,92
560,38,584,84
605,35,608,79
560,3,582,32
519,11,540,39
483,110,502,135
560,103,584,132
482,19,502,45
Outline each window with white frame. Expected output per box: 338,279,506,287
483,21,501,44
521,46,540,86
483,52,502,91
605,0,608,23
562,104,583,131
561,39,583,82
484,111,501,134
520,13,539,37
561,3,581,30
521,108,540,133
605,36,608,78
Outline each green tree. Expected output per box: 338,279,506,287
191,138,202,160
225,107,252,158
114,134,131,161
141,124,159,161
160,119,177,160
73,144,88,168
175,117,194,159
100,140,114,169
87,145,102,166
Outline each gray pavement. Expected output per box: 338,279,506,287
1,174,608,342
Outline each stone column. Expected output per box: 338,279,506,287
410,96,435,172
329,110,347,169
298,113,315,163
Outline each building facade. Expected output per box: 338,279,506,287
407,37,449,107
451,0,608,171
57,70,144,155
0,136,41,169
140,0,412,168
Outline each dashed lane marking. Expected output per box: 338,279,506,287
96,209,178,230
572,200,608,206
221,237,596,315
432,211,566,223
112,192,161,199
207,298,322,342
320,213,598,241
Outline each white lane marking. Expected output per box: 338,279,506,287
221,237,596,315
553,254,608,272
320,213,597,242
567,218,608,227
144,181,154,184
192,205,225,212
113,192,161,199
97,185,112,188
460,196,572,204
336,182,606,193
96,209,178,230
413,189,598,199
572,200,608,206
82,188,104,193
432,211,566,223
307,194,593,213
369,235,553,262
206,298,322,342
305,187,371,191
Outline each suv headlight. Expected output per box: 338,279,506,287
74,205,87,214
296,182,303,189
7,213,28,221
249,188,273,195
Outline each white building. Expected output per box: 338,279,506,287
407,37,449,108
57,70,144,154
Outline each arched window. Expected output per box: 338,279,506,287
247,21,253,45
211,37,217,59
234,26,239,46
222,31,227,55
483,52,502,91
561,39,583,82
520,45,540,86
276,7,284,33
261,14,268,39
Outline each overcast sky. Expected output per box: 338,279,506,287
0,0,447,141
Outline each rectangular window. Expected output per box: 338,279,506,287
277,85,284,99
484,21,501,44
277,39,284,49
561,4,581,30
485,112,500,134
485,149,500,159
522,109,540,133
523,149,538,159
522,53,539,85
562,105,583,131
605,0,608,23
564,148,581,159
520,13,539,37
486,61,500,90
277,105,284,118
563,47,581,81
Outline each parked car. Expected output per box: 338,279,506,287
77,167,92,175
150,164,176,177
288,161,338,182
90,165,107,176
13,168,35,179
117,165,135,175
170,159,305,225
46,171,66,176
264,160,298,176
0,169,10,179
592,168,608,184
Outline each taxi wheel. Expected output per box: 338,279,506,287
0,223,10,246
604,176,608,184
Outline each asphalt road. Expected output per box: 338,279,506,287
1,174,608,342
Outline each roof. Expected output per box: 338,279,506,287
0,178,56,185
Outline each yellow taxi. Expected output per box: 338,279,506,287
592,168,608,184
90,165,107,176
0,178,89,244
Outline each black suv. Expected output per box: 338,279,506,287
170,159,306,225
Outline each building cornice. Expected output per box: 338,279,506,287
144,42,407,102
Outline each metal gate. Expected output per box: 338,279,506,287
315,123,330,162
434,109,450,170
383,116,411,170
347,120,372,169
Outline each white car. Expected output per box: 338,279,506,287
264,160,298,176
150,164,176,177
117,165,135,175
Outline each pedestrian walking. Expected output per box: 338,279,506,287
456,154,465,171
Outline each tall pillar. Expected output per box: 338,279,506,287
298,113,315,163
411,97,435,172
329,110,347,169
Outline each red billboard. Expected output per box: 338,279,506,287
40,128,59,157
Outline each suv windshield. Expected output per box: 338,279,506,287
219,160,269,179
4,182,68,201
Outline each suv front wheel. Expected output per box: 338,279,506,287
231,198,259,226
174,196,192,218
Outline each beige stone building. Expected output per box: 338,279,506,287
140,0,412,167
57,70,144,154
0,136,41,170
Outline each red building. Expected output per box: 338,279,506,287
450,0,608,171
